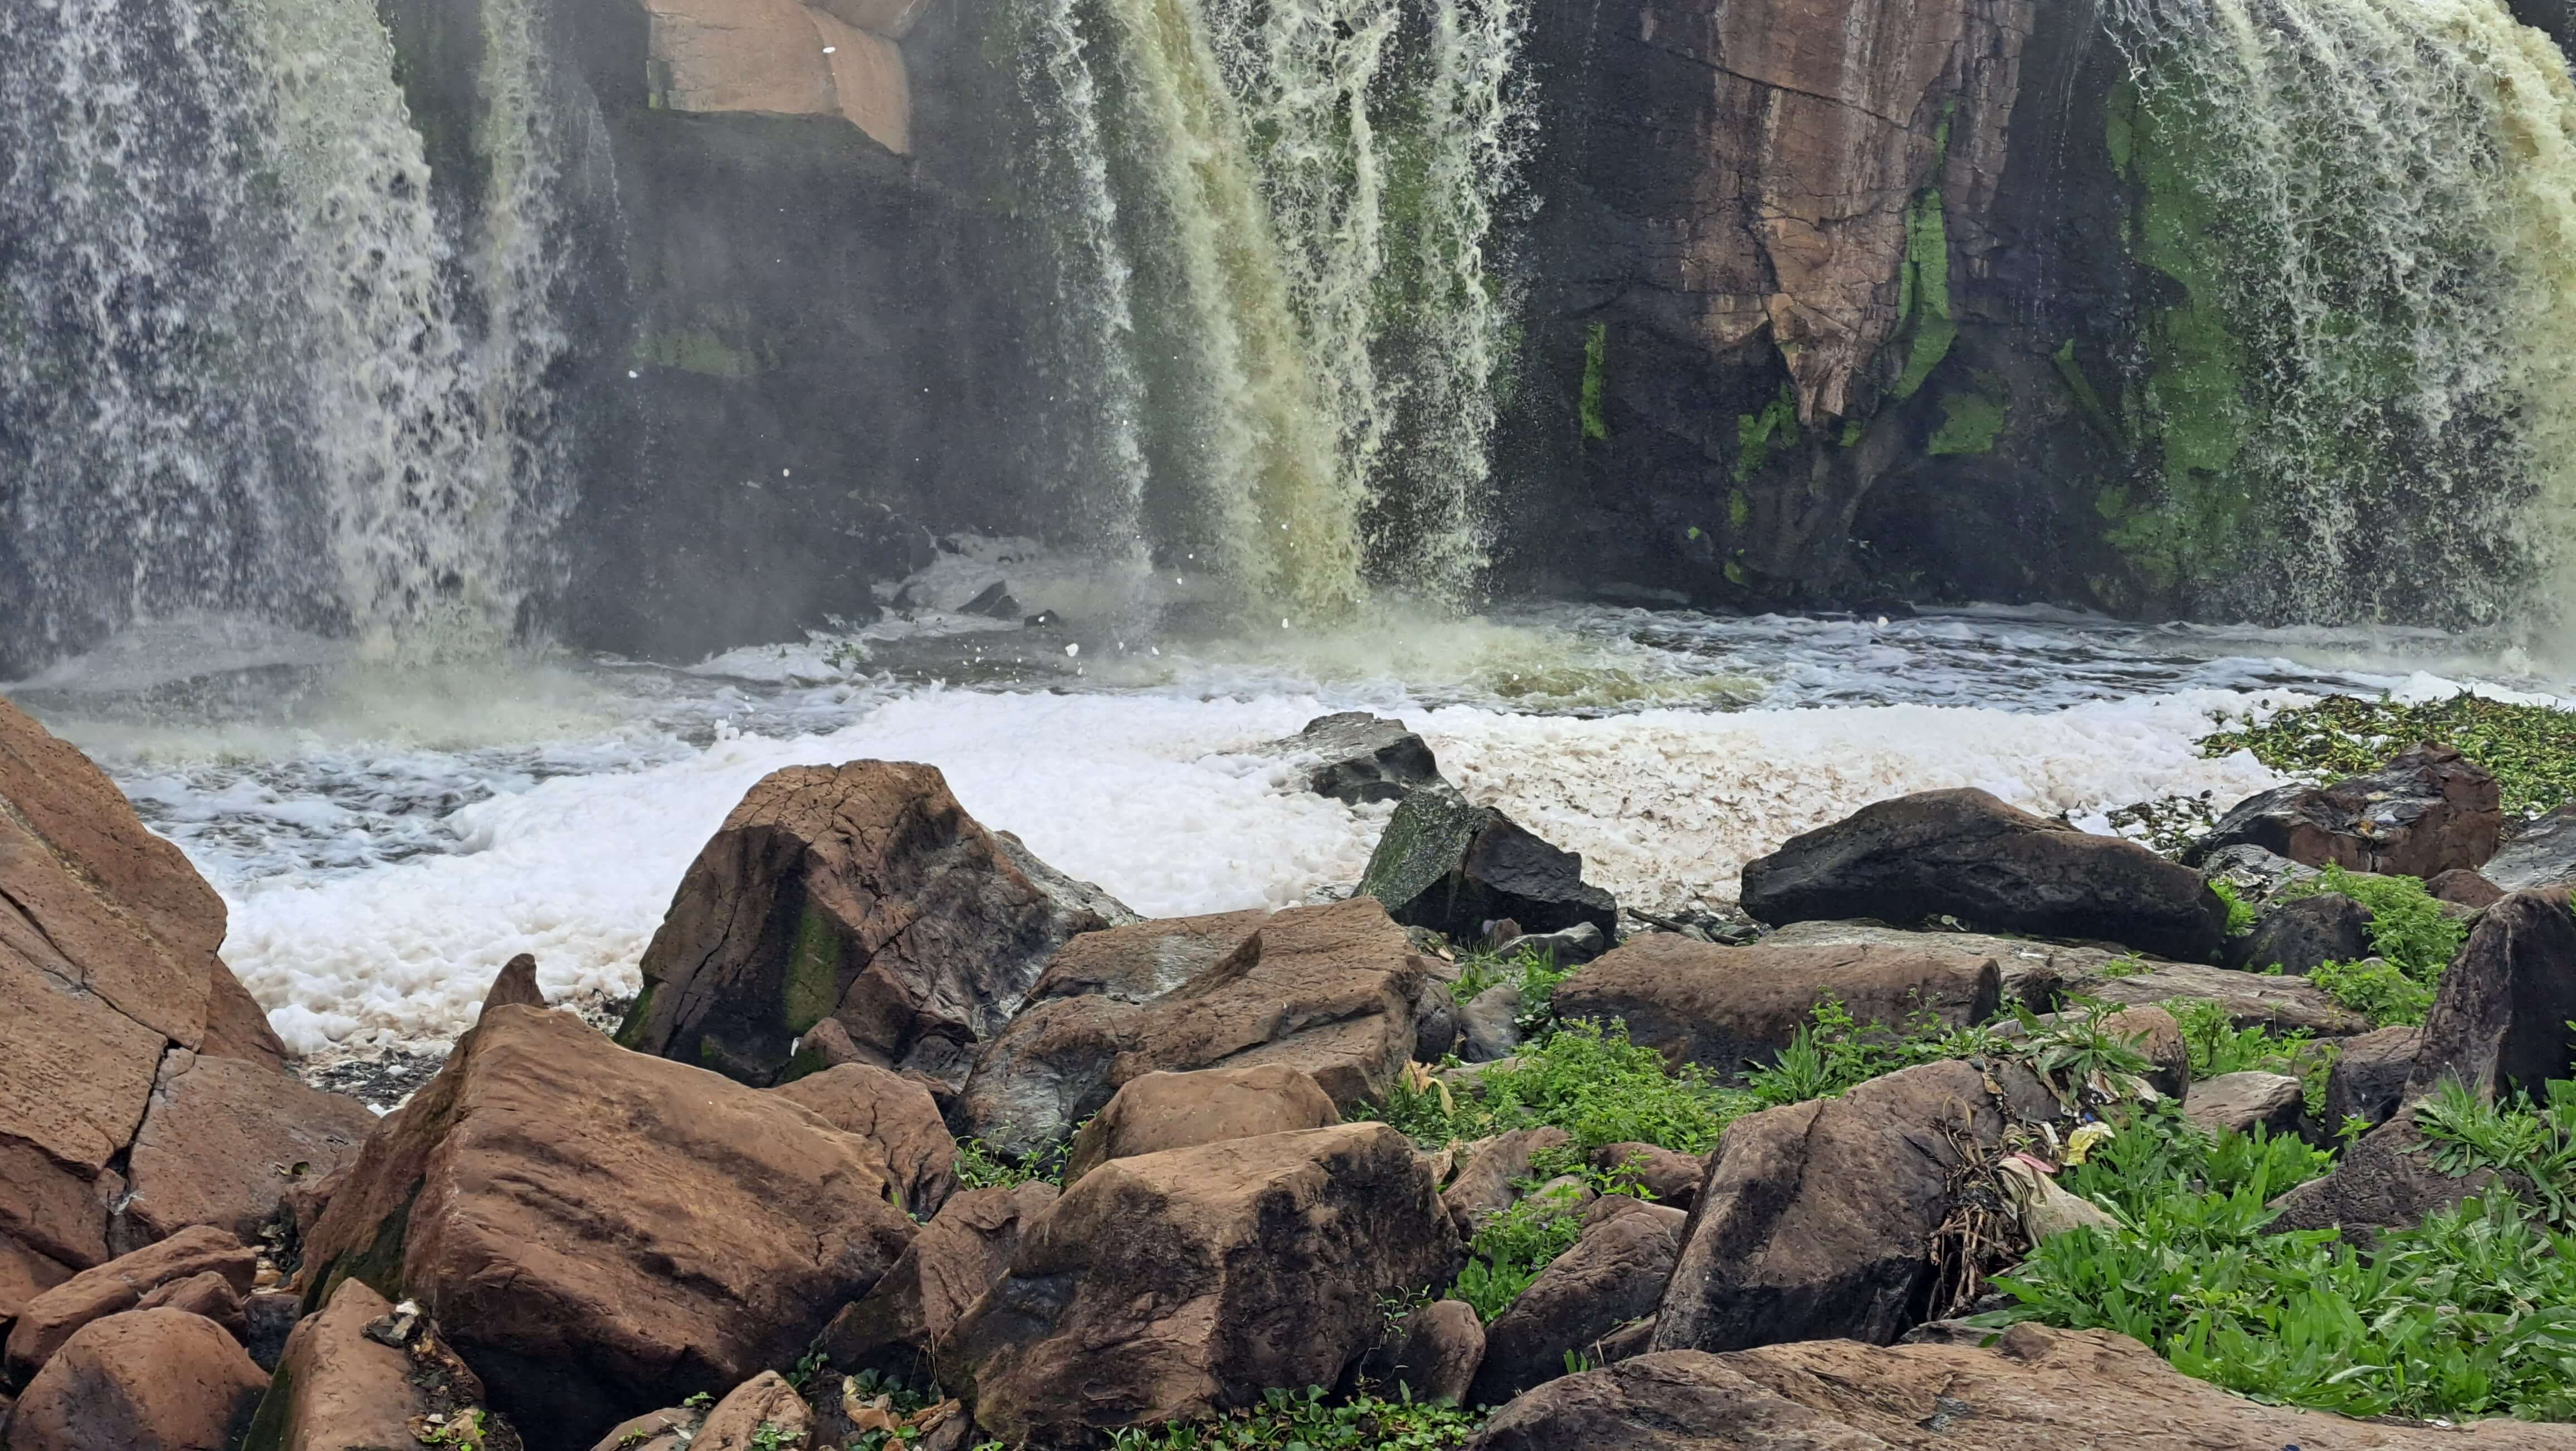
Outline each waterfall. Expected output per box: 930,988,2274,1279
0,0,570,669
2103,0,2576,627
1030,0,1533,618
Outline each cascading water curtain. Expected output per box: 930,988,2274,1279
1023,0,1533,620
0,0,571,672
2103,0,2576,629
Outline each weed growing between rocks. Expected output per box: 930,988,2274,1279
2209,877,2257,937
1101,1386,1482,1450
1362,1019,1755,1153
2417,1077,2576,1225
1744,997,2004,1107
1448,945,1575,1038
2253,866,2463,1026
954,1134,1075,1191
2201,692,2576,817
1977,1101,2576,1422
2308,957,2438,1026
2171,999,2338,1116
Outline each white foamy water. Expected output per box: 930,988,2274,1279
14,601,2568,1055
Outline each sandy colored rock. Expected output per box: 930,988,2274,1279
1555,934,2001,1075
2189,744,2503,880
1758,919,2091,1011
297,1005,917,1443
1062,1065,1341,1185
959,898,1431,1156
1742,788,2230,962
1025,909,1270,1006
818,1180,1058,1382
479,953,546,1015
1653,1059,2061,1355
588,1407,700,1451
2182,1070,2305,1138
695,1370,812,1451
772,1061,958,1217
7,1307,267,1451
2,1231,74,1332
1468,1324,2574,1449
619,760,1125,1089
2410,885,2576,1101
236,1278,489,1451
807,0,935,39
6,1226,254,1383
948,1124,1460,1444
116,1051,375,1252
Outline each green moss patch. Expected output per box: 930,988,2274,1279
1928,390,2007,455
1579,321,1609,441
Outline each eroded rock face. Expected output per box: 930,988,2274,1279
958,898,1430,1157
7,1308,267,1451
1740,788,2230,962
1061,1066,1341,1186
2487,804,2576,892
297,1006,918,1442
1359,787,1619,943
1653,1058,2061,1355
640,0,913,154
947,1124,1460,1445
116,1053,375,1254
817,1181,1058,1384
618,761,1129,1089
1471,1198,1684,1405
2409,887,2576,1101
2187,744,2504,879
1468,1325,2574,1450
5,1227,255,1385
771,1062,959,1218
1554,934,2000,1075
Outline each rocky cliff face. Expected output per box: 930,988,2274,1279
1499,0,2145,610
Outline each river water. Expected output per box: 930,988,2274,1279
9,555,2567,1056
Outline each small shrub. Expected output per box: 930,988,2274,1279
2209,878,2256,938
2308,957,2437,1028
1103,1385,1484,1449
2281,865,2463,980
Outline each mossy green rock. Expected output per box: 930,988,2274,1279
1359,786,1617,942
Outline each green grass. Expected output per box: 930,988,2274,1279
2308,957,2437,1028
955,1133,1075,1191
1449,946,1577,1041
2201,692,2576,818
2416,1077,2576,1226
1103,1387,1484,1449
1743,996,2003,1108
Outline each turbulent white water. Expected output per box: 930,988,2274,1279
0,0,571,664
19,597,2569,1056
2107,0,2576,625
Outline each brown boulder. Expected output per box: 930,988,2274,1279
958,898,1431,1157
2066,959,2370,1038
1468,1323,2573,1450
617,760,1130,1089
2324,1023,2423,1132
1740,788,2231,962
1024,909,1270,1006
2187,743,2504,879
817,1181,1059,1382
295,1005,916,1442
6,1226,254,1383
1355,1298,1485,1406
2270,1111,2523,1243
1653,1059,2061,1355
236,1278,491,1451
129,1272,246,1343
1442,1127,1573,1236
1589,1142,1705,1210
479,953,547,1014
1757,919,2089,1011
947,1124,1460,1444
2409,886,2576,1101
1062,1065,1341,1186
1471,1198,1684,1404
771,1062,958,1217
116,1052,375,1254
7,1308,266,1451
1555,934,2001,1076
2429,869,2508,908
2182,1071,2306,1138
695,1370,813,1451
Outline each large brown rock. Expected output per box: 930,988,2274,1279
2065,959,2370,1038
7,1308,266,1451
236,1278,490,1451
958,898,1431,1157
2187,744,2504,879
2409,886,2576,1101
2324,1023,2423,1132
296,1005,918,1442
1,698,303,1288
116,1051,375,1254
1740,789,2231,962
1652,1058,2060,1355
1471,1197,1685,1404
817,1181,1058,1382
617,760,1129,1089
1554,934,2001,1075
2269,1111,2523,1244
771,1062,958,1218
1023,908,1270,1006
695,1370,813,1451
6,1226,255,1384
947,1124,1460,1445
1467,1323,2573,1450
1061,1065,1341,1186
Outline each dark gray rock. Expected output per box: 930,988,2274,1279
1740,788,2230,962
2184,744,2504,879
2409,886,2576,1101
1265,713,1445,806
1491,922,1610,966
2323,1024,2422,1133
2487,804,2576,892
1360,787,1618,942
1458,983,1523,1063
2229,892,2372,975
2201,844,2324,904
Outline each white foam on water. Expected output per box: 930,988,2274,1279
223,679,2300,1054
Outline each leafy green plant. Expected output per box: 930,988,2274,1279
1745,997,2003,1108
416,1411,490,1449
955,1133,1075,1191
1361,1020,1754,1155
2170,999,2338,1116
2309,957,2437,1028
2201,693,2576,817
2416,1076,2576,1226
2209,878,2256,937
2010,1000,2163,1106
1450,944,1578,1040
1103,1385,1484,1449
2280,865,2464,980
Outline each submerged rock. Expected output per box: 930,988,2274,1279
1261,712,1445,805
2185,743,2503,879
1358,786,1618,942
1740,788,2230,962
